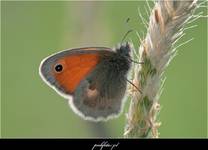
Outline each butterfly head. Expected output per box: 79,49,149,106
116,42,131,58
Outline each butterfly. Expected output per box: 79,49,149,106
39,42,133,121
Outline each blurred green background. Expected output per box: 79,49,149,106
1,1,207,138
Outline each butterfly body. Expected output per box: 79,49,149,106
39,43,132,121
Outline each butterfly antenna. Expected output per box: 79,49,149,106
121,17,135,43
126,17,130,23
121,29,134,43
126,78,142,94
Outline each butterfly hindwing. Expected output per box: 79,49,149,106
72,53,128,120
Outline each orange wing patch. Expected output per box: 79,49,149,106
54,54,100,94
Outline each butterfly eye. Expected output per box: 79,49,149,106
54,64,63,72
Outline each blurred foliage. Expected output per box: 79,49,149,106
1,1,207,138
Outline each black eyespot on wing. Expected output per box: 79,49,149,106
54,64,63,72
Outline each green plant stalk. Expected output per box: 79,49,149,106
124,0,198,138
